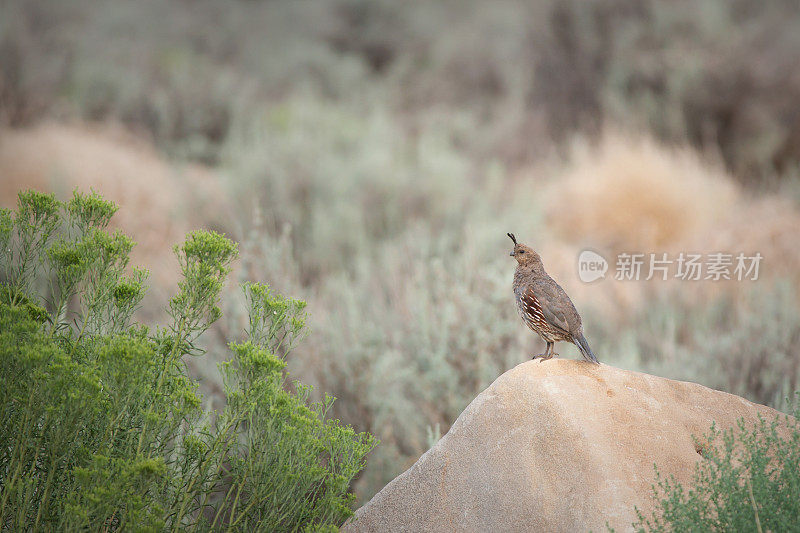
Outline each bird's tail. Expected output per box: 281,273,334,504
573,332,599,364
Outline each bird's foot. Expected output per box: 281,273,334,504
532,353,554,362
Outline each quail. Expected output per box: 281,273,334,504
508,233,599,363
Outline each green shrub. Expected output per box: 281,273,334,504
0,189,376,531
629,398,800,532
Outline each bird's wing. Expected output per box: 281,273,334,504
527,283,573,336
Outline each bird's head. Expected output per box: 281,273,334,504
507,233,544,269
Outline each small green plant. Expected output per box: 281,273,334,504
630,397,800,532
0,189,376,531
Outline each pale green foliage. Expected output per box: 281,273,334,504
3,190,60,300
217,335,376,528
67,189,118,234
628,399,800,531
221,285,372,529
592,283,800,409
219,93,800,500
0,190,376,531
0,189,145,335
243,282,308,355
5,0,800,178
167,230,239,356
304,232,526,493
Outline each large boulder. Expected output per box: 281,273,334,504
347,359,786,532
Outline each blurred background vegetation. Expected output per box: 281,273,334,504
1,0,799,502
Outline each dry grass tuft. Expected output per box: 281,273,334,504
537,132,800,326
547,132,739,252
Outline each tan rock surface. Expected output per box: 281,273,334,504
347,359,785,532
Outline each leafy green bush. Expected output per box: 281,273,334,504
0,189,376,531
630,399,800,532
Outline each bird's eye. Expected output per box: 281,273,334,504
519,250,525,254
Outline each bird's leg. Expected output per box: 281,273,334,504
550,341,559,358
543,342,556,360
533,342,547,360
533,342,554,361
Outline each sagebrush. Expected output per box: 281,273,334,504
630,397,800,531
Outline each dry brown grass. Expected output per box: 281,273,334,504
530,132,800,322
547,132,740,252
0,122,233,316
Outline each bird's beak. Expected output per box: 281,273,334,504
509,251,515,257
